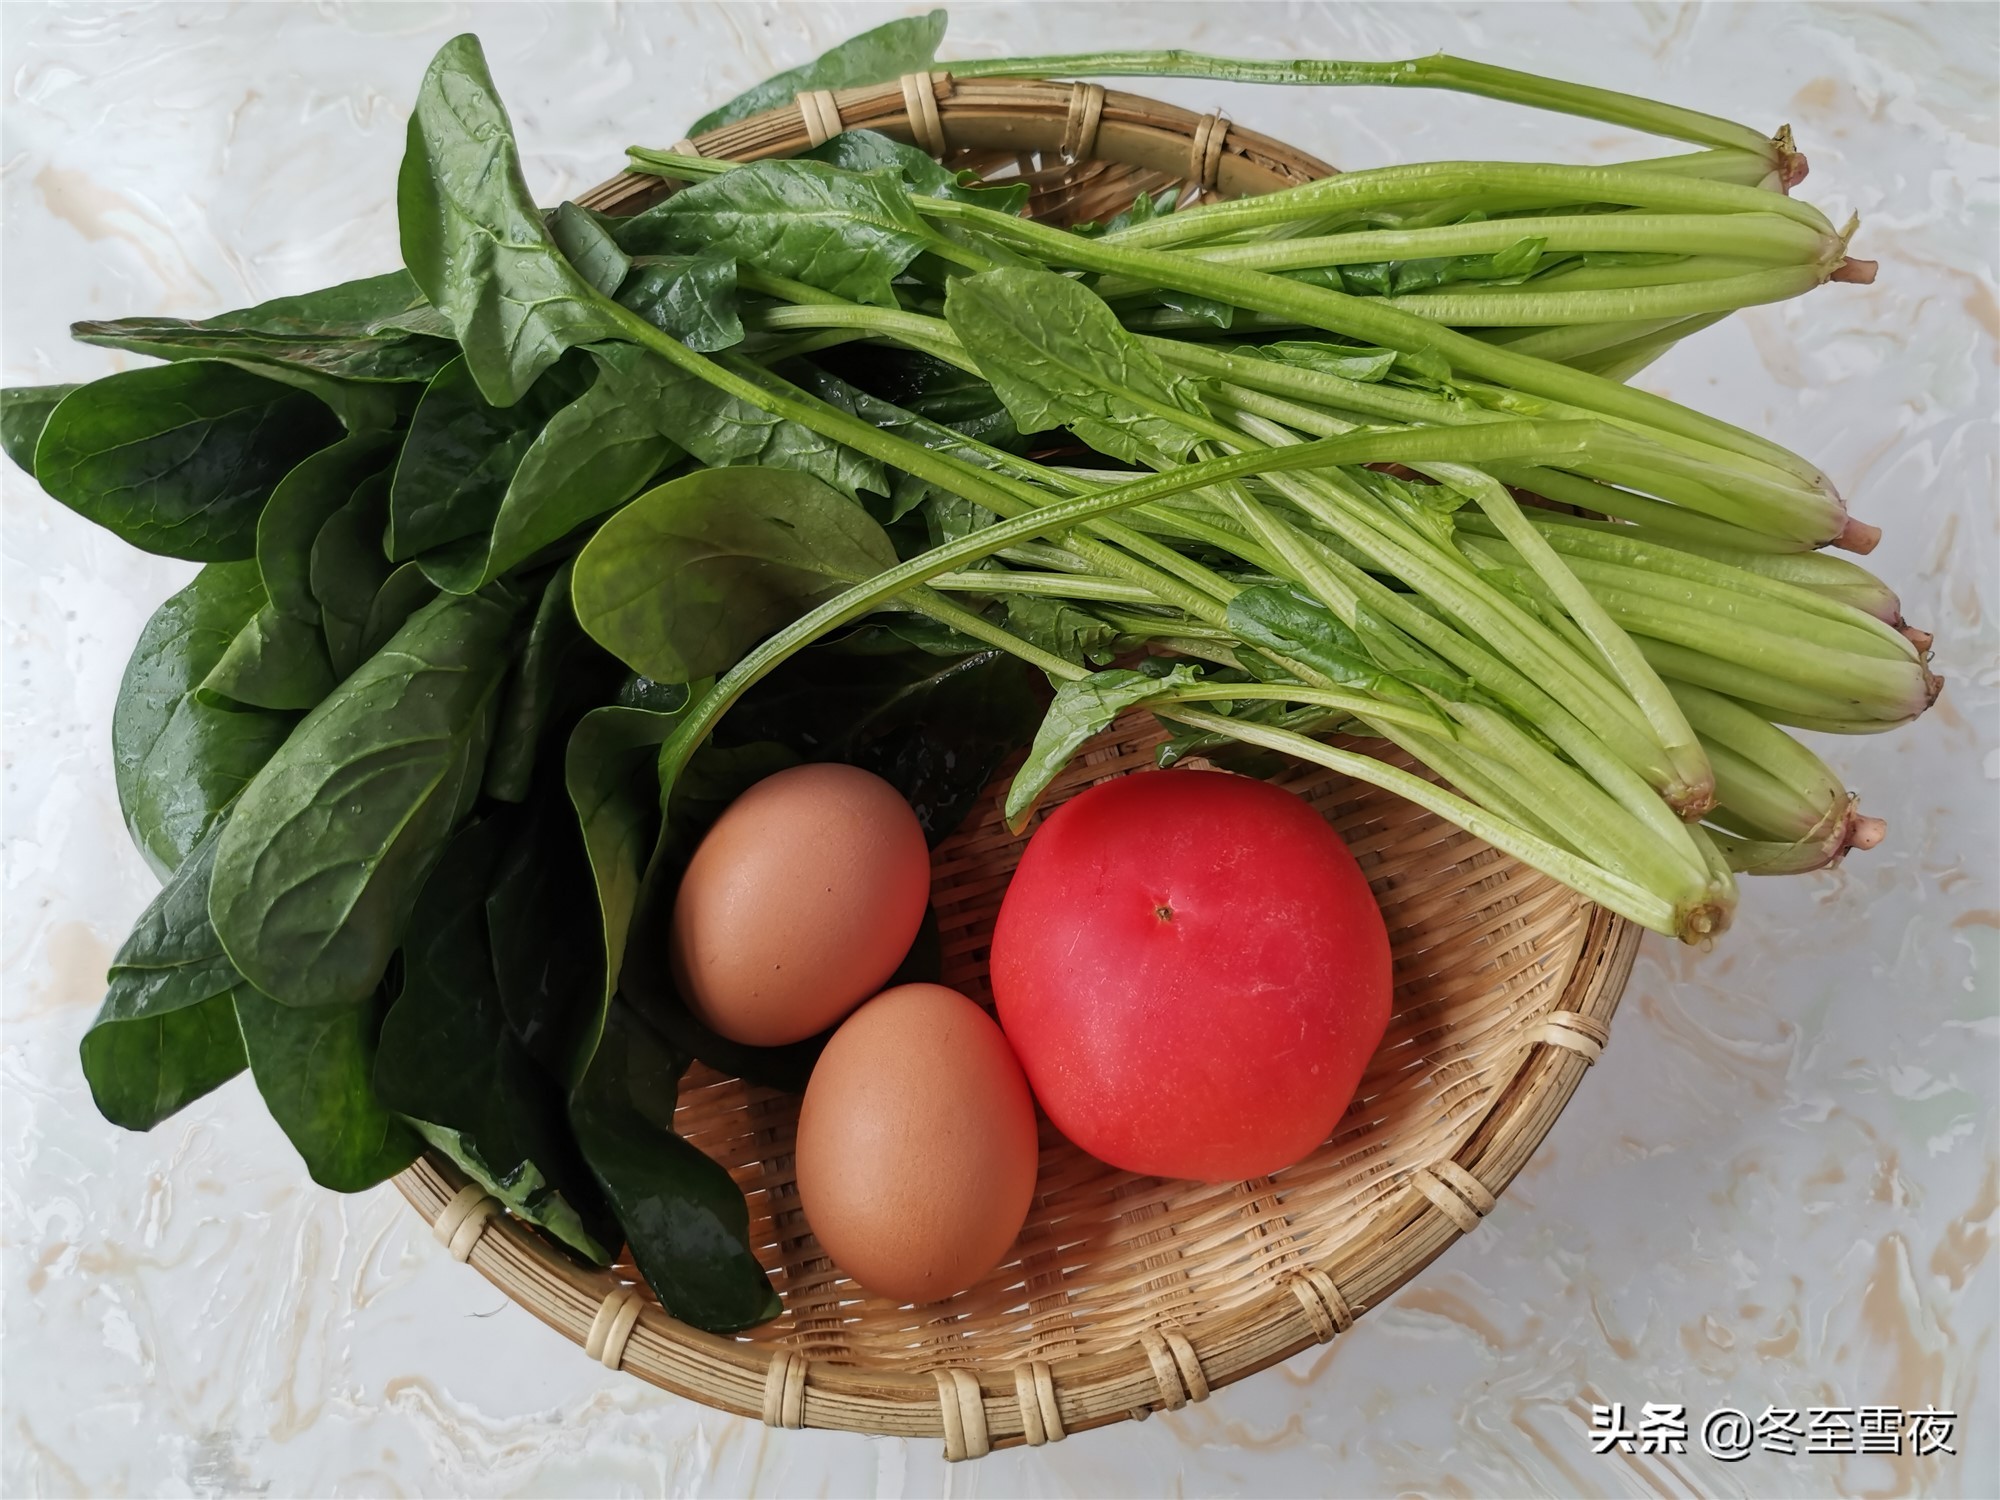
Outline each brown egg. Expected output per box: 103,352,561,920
670,763,929,1047
795,983,1039,1305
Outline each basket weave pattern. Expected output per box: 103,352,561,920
395,74,1639,1459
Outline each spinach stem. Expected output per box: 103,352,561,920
754,301,979,357
1621,147,1786,187
1464,546,1930,712
615,141,1882,886
1697,736,1839,842
627,145,1841,496
871,559,1716,934
728,223,1843,544
941,52,1779,159
1487,312,1726,365
908,195,1839,499
918,231,998,274
1603,592,1930,712
1154,707,1688,936
1217,411,1673,775
1425,461,1713,811
1556,521,1902,615
749,300,1428,607
655,326,1240,620
648,423,1630,790
1464,536,1912,664
897,587,1084,681
1455,523,1915,660
750,329,867,361
1115,620,1238,648
1153,682,1449,736
1670,681,1846,832
1141,212,1830,271
928,570,1169,605
1088,161,1832,250
1271,514,1698,847
623,149,732,181
1379,264,1827,327
1446,256,1771,293
1414,700,1711,892
735,267,852,305
1150,339,1842,540
1632,638,1929,725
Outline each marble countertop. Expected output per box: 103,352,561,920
3,4,1995,1496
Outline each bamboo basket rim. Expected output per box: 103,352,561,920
393,71,1641,1461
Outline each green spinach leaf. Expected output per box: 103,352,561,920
1253,341,1435,388
810,344,1027,452
615,252,742,353
485,780,606,1080
1,384,79,477
235,987,421,1191
685,10,947,135
1154,287,1239,330
80,821,249,1130
485,560,624,803
1075,186,1178,237
1350,465,1469,553
590,346,882,500
571,467,897,683
209,589,522,1009
790,363,1018,521
548,200,632,296
311,471,394,678
397,33,624,406
417,345,681,595
96,820,244,1021
616,159,932,308
563,701,690,1084
33,362,343,560
360,562,440,660
1226,585,1430,705
198,604,336,711
721,630,1047,844
944,267,1209,466
113,562,293,876
71,271,456,383
1006,664,1202,830
617,675,695,715
999,594,1121,667
71,273,451,431
375,817,617,1261
1157,697,1359,777
257,431,399,624
84,992,246,1134
568,999,780,1332
805,128,1030,214
1285,236,1548,299
387,352,589,562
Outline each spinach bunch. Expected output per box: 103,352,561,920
12,357,1033,1326
3,25,1050,1336
599,31,1910,940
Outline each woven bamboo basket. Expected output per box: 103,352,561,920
394,73,1642,1459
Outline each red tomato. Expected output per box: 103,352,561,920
989,769,1391,1182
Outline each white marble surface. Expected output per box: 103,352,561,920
3,3,1996,1496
